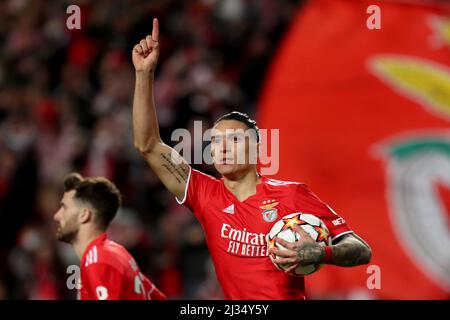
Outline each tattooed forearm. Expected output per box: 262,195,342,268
296,243,325,265
329,234,372,267
160,152,189,183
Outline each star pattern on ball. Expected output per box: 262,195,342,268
267,238,277,258
314,226,329,242
281,215,305,231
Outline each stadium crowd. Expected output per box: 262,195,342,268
0,0,301,299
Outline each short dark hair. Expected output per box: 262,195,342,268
214,111,260,143
63,173,122,229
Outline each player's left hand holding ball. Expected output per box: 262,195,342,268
270,226,326,276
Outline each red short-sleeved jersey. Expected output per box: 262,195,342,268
177,169,353,300
80,233,166,300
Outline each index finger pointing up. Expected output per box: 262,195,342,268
152,18,159,42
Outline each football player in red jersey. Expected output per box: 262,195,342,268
54,173,166,300
132,18,371,299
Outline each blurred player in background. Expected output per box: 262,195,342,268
132,18,371,299
54,173,166,300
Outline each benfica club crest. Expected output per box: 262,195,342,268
260,200,279,222
377,135,450,290
370,54,450,290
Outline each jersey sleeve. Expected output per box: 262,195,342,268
83,263,124,300
175,168,217,222
293,184,353,242
142,275,167,300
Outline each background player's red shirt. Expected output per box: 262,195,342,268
80,233,166,300
177,169,353,300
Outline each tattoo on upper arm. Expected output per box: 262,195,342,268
160,152,189,184
330,234,372,267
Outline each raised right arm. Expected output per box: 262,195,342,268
132,18,190,200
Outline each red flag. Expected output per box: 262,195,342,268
257,0,450,299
